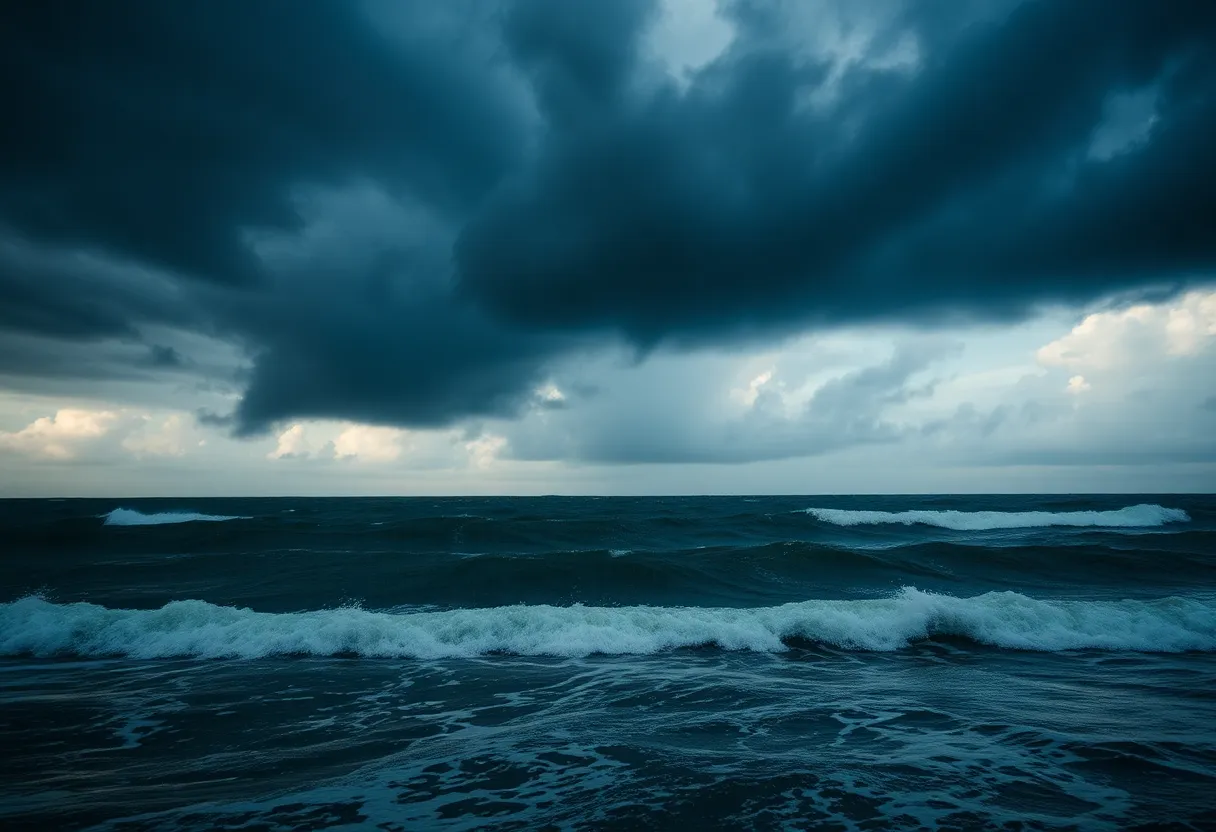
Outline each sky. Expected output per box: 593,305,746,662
1,0,1214,496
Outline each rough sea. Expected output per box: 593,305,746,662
2,495,1216,830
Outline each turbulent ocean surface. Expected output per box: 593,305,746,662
3,495,1216,830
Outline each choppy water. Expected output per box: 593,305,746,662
2,495,1215,829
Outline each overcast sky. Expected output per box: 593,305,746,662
1,0,1214,496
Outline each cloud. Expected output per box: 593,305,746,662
0,408,120,460
195,409,236,428
644,0,735,86
731,369,774,407
0,233,201,342
0,0,1213,441
494,288,1216,471
1065,375,1091,395
457,0,1216,344
258,415,511,470
0,3,565,436
465,433,508,469
915,291,1216,466
2,282,1212,493
121,414,195,458
0,233,204,388
333,425,407,462
1037,290,1216,371
0,406,200,461
1088,85,1159,161
223,184,579,435
0,0,529,285
503,336,960,463
268,424,312,461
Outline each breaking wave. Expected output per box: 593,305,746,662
4,589,1214,659
102,508,245,526
805,504,1190,531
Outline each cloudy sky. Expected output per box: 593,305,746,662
1,0,1214,496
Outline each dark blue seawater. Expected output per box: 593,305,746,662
2,495,1216,830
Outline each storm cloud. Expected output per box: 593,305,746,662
459,0,1216,340
1,0,1214,439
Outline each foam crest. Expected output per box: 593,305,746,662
805,504,1190,531
3,590,1214,659
103,508,245,526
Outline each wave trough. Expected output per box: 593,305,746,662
4,590,1214,659
103,508,245,526
805,504,1190,531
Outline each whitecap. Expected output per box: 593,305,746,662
3,588,1213,659
102,508,246,526
804,504,1189,531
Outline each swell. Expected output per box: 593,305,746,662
4,588,1215,658
9,504,1205,558
5,537,1216,615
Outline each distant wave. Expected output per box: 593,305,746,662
804,504,1190,531
4,589,1214,658
102,508,245,526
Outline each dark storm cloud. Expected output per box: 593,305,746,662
0,331,166,383
458,0,1216,341
210,189,586,434
502,0,655,123
0,234,196,342
226,257,573,435
0,0,527,285
0,0,548,433
1,0,1214,437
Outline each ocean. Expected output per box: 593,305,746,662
2,494,1215,830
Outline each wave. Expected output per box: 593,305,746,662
102,508,245,526
3,589,1214,659
805,504,1190,531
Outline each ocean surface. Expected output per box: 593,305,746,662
2,495,1216,830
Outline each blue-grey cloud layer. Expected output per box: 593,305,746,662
1,0,1214,441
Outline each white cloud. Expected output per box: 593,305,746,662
0,408,120,460
268,424,311,460
332,424,406,462
1036,290,1216,371
0,403,212,465
1166,293,1216,355
1065,375,1091,395
915,289,1216,467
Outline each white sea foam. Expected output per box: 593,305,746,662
102,508,245,526
3,589,1214,659
804,504,1190,531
